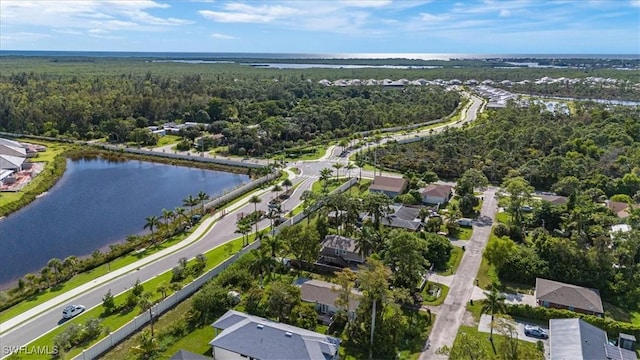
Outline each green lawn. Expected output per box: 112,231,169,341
448,325,544,360
422,283,449,306
496,212,509,224
452,227,473,240
152,135,181,148
476,254,498,290
438,246,464,276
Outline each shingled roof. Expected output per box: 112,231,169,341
536,278,604,314
369,175,408,194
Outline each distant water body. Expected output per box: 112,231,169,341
1,51,638,60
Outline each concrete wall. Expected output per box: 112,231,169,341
212,346,247,360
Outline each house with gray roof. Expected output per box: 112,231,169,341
371,204,423,232
298,279,362,321
550,318,637,360
210,310,340,360
169,349,211,360
535,278,604,316
319,234,364,266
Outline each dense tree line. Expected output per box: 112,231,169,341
0,69,459,156
377,103,640,197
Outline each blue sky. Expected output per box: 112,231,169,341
1,0,639,54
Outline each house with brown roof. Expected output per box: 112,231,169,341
419,184,453,205
606,200,639,218
535,278,604,317
369,175,408,198
319,234,364,267
297,279,362,321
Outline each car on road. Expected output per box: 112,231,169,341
524,324,548,339
62,305,85,319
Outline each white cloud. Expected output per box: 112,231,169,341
0,0,190,33
0,32,51,42
499,9,511,17
53,28,83,35
419,12,449,22
211,32,236,39
339,0,392,8
631,0,640,7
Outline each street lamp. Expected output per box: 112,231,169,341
149,306,156,337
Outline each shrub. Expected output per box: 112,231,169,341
494,223,510,238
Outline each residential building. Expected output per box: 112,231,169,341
535,278,604,317
537,194,569,205
368,175,408,198
606,200,639,219
319,234,364,266
0,137,26,171
419,184,453,205
364,204,422,231
298,279,362,321
210,310,340,360
169,350,211,360
550,318,637,360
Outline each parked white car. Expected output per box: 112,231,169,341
62,304,85,319
524,324,548,339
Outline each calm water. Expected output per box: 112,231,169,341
0,158,249,286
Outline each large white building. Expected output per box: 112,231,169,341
0,138,26,171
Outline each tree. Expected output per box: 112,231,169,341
132,278,144,297
437,331,488,360
266,281,301,323
355,156,366,181
300,190,317,225
175,207,188,224
248,194,262,237
426,216,443,233
484,237,517,270
384,230,429,289
143,215,160,243
319,168,333,193
345,162,356,178
333,268,357,316
236,220,251,247
156,282,169,299
197,191,210,214
457,169,489,196
102,289,116,314
62,256,78,278
282,178,293,193
161,208,173,230
271,184,283,200
481,286,507,342
47,258,63,284
501,176,534,229
333,162,344,182
363,192,392,230
182,194,198,213
133,330,159,359
288,225,321,267
423,233,453,270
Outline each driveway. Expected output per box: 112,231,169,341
478,314,550,358
471,288,537,306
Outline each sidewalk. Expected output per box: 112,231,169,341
0,181,278,335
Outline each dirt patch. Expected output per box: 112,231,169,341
462,310,476,327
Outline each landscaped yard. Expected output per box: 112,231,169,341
438,246,463,276
452,227,472,240
152,135,181,148
422,282,449,306
447,325,544,359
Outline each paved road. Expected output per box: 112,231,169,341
420,187,498,359
0,93,484,355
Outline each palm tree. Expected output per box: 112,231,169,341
300,190,317,225
356,226,375,258
355,156,366,181
282,178,293,194
144,215,160,243
332,162,344,182
175,207,188,223
25,273,37,292
157,282,169,299
161,208,173,229
197,191,210,214
133,330,159,358
39,267,51,288
248,195,262,239
182,194,198,213
482,285,507,342
47,258,62,284
271,184,283,200
345,162,356,178
63,256,78,278
363,192,392,230
319,168,333,193
418,207,431,222
236,221,251,247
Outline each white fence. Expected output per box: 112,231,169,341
203,172,280,212
73,241,261,360
73,177,357,360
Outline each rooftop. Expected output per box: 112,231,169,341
536,278,604,314
550,318,637,360
210,310,340,360
299,279,361,312
369,175,408,194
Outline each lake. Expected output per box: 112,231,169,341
0,158,249,287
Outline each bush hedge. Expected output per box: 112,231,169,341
506,304,640,339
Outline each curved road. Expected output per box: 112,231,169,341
0,93,483,356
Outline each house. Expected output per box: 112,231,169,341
210,310,340,360
537,194,569,205
535,278,604,316
0,138,27,171
319,234,365,266
606,200,639,218
419,184,453,205
298,279,361,320
169,349,211,360
610,224,632,241
368,175,408,198
362,204,423,231
550,318,637,360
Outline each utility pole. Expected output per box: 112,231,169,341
149,306,155,337
369,299,377,360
